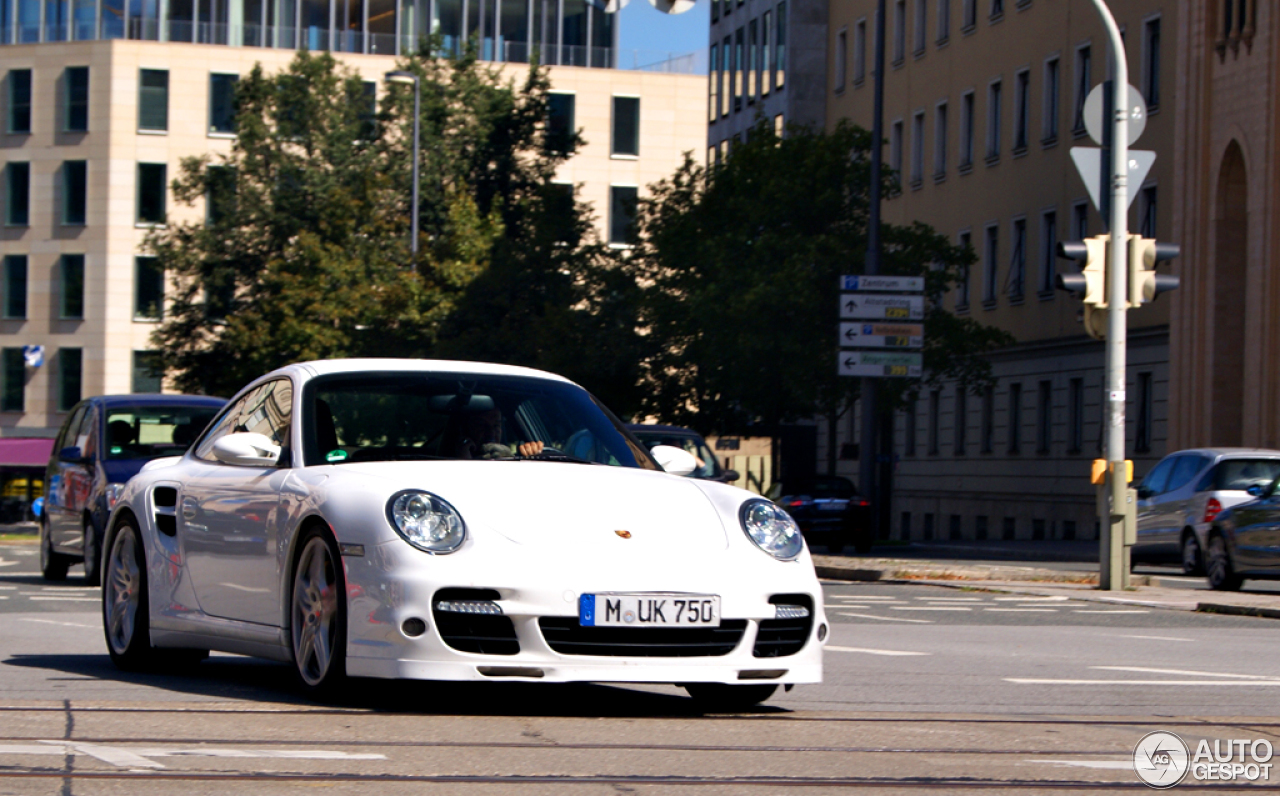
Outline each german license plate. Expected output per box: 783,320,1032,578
818,501,846,511
579,593,720,627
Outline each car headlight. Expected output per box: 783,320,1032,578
386,490,466,554
104,483,126,511
739,499,804,560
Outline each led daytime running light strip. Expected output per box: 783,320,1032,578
773,604,811,620
435,599,504,615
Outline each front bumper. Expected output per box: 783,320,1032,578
341,536,826,685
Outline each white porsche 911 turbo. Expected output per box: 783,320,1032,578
101,359,827,709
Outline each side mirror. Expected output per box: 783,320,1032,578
1137,486,1153,500
58,446,84,464
651,444,698,477
721,469,740,483
211,432,282,467
1247,484,1265,498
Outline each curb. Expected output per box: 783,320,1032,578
1196,603,1280,620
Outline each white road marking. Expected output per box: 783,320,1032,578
915,596,982,601
1073,609,1149,614
0,596,7,600
1028,759,1133,771
892,606,971,611
828,596,900,601
1114,634,1194,642
995,596,1068,602
21,618,97,629
1091,666,1280,681
836,611,933,624
42,740,165,769
0,559,18,567
984,608,1059,612
0,585,17,590
7,741,389,769
218,583,272,593
40,587,97,592
1007,678,1280,686
826,645,931,656
27,596,98,602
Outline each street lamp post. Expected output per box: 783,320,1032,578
385,70,420,264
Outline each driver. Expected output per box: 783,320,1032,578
453,408,544,460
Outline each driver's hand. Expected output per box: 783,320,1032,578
517,441,544,456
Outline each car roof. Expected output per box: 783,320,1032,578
1168,448,1280,459
626,424,703,436
277,359,576,386
90,394,227,408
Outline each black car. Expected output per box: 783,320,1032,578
40,394,225,585
775,475,873,554
1204,477,1280,591
625,424,739,484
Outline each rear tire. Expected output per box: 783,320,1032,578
40,519,70,582
103,519,159,671
290,526,347,695
1206,534,1243,591
82,518,102,587
1181,532,1204,577
683,683,778,712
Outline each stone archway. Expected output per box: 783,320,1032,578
1211,141,1248,445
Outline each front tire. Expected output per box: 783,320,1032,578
103,519,158,670
290,526,347,695
683,683,778,712
1206,534,1243,591
1181,532,1204,576
40,519,70,581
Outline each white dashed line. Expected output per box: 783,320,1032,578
1113,635,1193,642
1073,609,1150,614
826,645,931,656
892,606,972,611
1092,666,1280,681
984,608,1059,612
836,612,934,624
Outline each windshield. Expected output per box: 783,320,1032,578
630,431,721,479
104,406,221,461
303,373,659,469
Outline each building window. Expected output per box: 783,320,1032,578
949,514,962,540
721,37,732,116
708,46,719,123
135,256,165,320
1009,217,1026,300
1135,372,1153,453
774,114,784,137
892,0,906,64
854,18,867,84
913,0,927,55
1042,56,1060,143
65,67,89,132
209,73,239,134
1008,382,1022,453
904,399,917,455
1068,377,1084,453
139,69,169,132
954,389,967,455
206,166,236,225
890,119,904,181
1072,200,1089,239
962,0,976,30
937,0,950,42
59,348,82,412
748,19,759,102
5,162,30,226
928,389,941,455
980,384,994,453
934,101,948,178
60,254,85,319
137,163,167,224
547,92,576,153
734,28,745,111
1143,17,1160,110
762,11,774,96
1039,210,1057,295
1,349,23,412
986,79,1002,161
835,28,847,92
1139,184,1157,237
611,96,640,157
959,91,974,168
775,1,787,89
1037,380,1052,453
983,223,999,306
2,255,26,319
8,70,31,134
1013,69,1029,151
975,515,988,540
1073,45,1091,134
609,186,639,246
910,111,925,187
956,230,971,309
63,160,87,225
132,351,163,393
990,0,1003,19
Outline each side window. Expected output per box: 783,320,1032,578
78,406,99,459
195,379,293,462
1140,456,1177,496
1166,455,1206,493
1195,465,1217,493
57,404,87,451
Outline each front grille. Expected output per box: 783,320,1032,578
753,594,815,658
432,588,519,655
538,618,748,657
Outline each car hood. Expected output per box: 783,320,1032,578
337,461,732,552
102,459,148,486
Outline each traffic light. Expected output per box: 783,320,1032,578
1127,235,1180,306
1056,235,1111,340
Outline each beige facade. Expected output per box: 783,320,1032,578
1168,0,1275,451
819,0,1178,541
0,40,705,437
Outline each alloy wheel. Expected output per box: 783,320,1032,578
292,536,339,687
105,528,141,655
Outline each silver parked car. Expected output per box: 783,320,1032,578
1134,448,1280,574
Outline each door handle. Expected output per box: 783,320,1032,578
181,498,199,521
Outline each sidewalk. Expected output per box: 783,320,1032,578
812,553,1280,620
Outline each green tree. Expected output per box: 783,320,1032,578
626,120,1013,472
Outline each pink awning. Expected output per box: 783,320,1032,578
0,438,54,467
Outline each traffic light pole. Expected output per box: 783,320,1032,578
859,0,886,537
1088,0,1130,590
